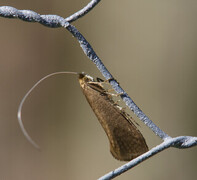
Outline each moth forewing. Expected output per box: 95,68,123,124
78,73,148,161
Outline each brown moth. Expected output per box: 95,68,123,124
78,73,148,161
18,71,148,161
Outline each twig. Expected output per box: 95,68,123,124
0,5,169,140
0,3,196,180
65,0,101,23
99,136,197,180
65,24,169,140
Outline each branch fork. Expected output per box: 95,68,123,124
0,1,196,179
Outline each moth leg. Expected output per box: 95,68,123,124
114,99,121,105
97,77,119,84
96,77,104,82
107,78,119,84
105,91,124,97
115,104,126,111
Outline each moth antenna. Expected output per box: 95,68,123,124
17,71,79,149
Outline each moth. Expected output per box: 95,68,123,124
79,73,148,161
18,72,148,161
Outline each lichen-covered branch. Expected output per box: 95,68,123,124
0,3,196,180
99,136,197,180
0,5,169,140
65,0,101,23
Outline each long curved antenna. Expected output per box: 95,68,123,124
17,71,79,149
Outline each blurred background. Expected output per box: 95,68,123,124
0,0,196,179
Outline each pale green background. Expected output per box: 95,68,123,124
0,0,196,179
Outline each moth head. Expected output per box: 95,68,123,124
79,72,94,84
